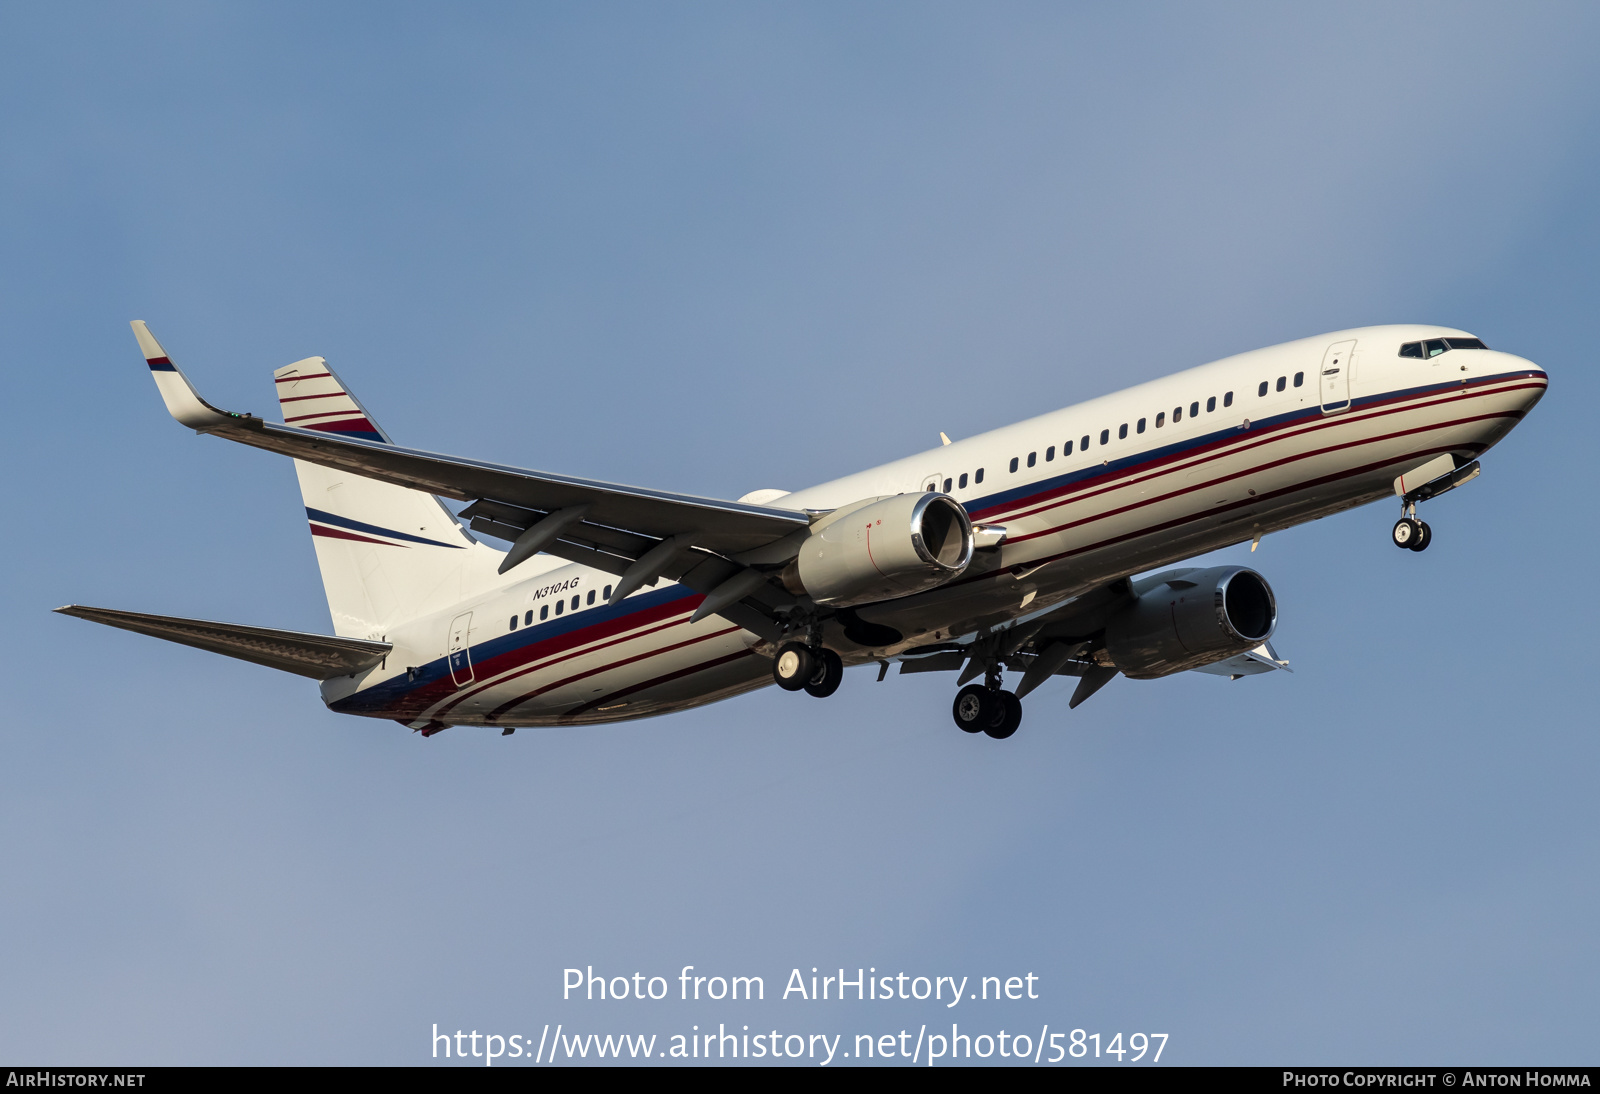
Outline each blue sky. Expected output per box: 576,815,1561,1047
2,2,1597,1065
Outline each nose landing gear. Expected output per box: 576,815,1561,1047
1392,503,1432,552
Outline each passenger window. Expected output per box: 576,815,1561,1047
958,472,968,488
1118,423,1128,439
1293,372,1304,387
1045,446,1055,462
943,477,952,492
1026,452,1036,468
1258,381,1268,397
1156,412,1165,427
1276,376,1286,392
603,586,612,601
572,595,580,611
975,468,984,483
587,590,596,605
1009,457,1019,473
1206,396,1216,412
541,605,549,621
1189,402,1199,417
525,610,533,626
1099,429,1109,445
1223,392,1233,407
509,615,517,630
1136,418,1146,433
1079,435,1089,451
1173,406,1182,422
1425,339,1448,358
1399,341,1424,358
555,601,563,616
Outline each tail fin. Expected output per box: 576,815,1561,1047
273,358,505,637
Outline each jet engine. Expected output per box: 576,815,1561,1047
781,492,974,608
1104,566,1277,679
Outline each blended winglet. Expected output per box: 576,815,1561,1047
130,320,237,430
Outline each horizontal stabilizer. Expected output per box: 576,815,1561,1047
55,605,392,680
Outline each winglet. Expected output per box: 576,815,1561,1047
130,320,237,431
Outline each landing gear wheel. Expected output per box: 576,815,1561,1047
1409,521,1432,552
804,648,844,698
952,684,994,733
984,690,1023,739
773,642,817,692
1392,518,1423,549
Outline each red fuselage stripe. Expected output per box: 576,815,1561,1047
310,524,406,547
443,615,697,720
278,390,349,404
978,376,1541,525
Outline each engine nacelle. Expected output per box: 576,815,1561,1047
1104,566,1277,679
783,493,974,608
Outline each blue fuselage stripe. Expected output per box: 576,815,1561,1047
305,506,466,549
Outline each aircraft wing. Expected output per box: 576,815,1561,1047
55,605,392,680
132,323,811,565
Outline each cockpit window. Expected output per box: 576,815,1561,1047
1400,336,1488,358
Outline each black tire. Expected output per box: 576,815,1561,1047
952,684,994,733
773,643,817,691
1409,521,1432,552
804,649,844,698
1392,518,1420,549
985,691,1023,739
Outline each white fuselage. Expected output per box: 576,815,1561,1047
320,325,1546,730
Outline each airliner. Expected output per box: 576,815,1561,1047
57,322,1546,739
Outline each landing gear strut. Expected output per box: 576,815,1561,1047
951,682,1024,739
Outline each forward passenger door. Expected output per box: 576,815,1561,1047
1320,340,1356,413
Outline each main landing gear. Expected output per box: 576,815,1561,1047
772,641,844,698
1392,503,1432,552
951,682,1023,739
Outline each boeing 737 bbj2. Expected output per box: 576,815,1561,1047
57,322,1546,739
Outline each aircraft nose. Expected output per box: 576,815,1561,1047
1502,350,1547,382
1491,351,1549,408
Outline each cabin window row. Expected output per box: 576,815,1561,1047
1003,391,1236,474
509,584,614,630
1257,372,1305,396
928,468,986,493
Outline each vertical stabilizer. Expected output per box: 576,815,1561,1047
274,358,505,637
